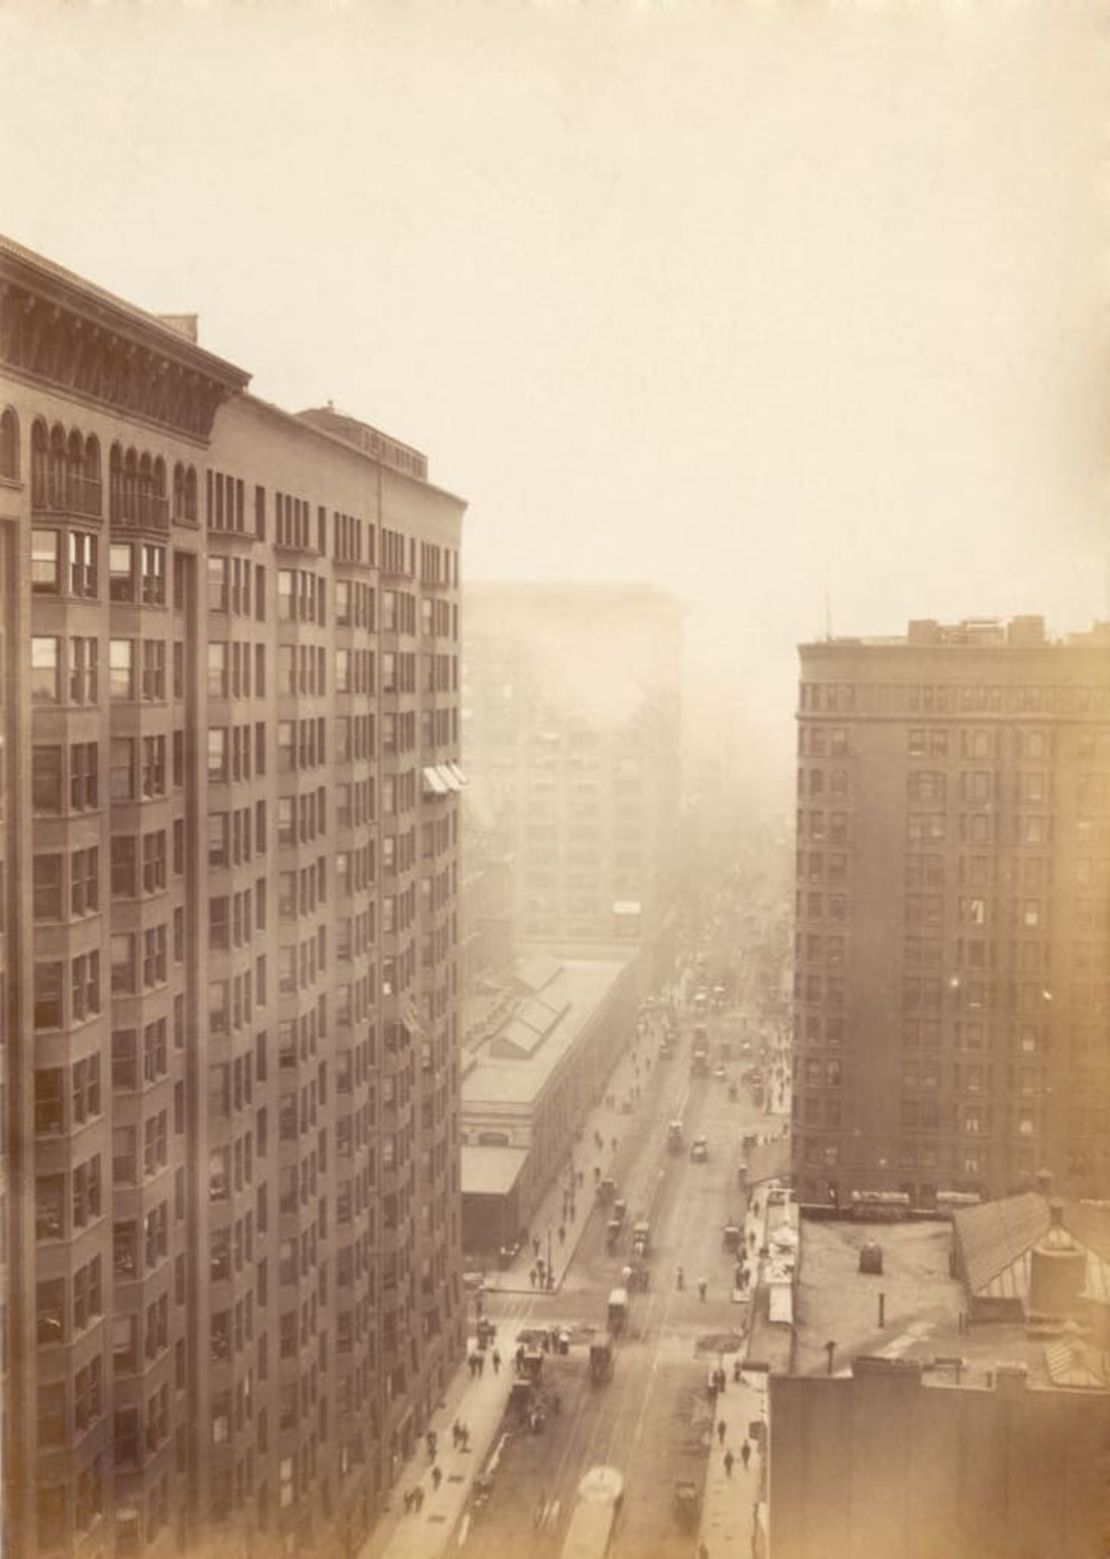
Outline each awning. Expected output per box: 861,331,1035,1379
447,761,469,787
435,764,462,792
422,766,449,795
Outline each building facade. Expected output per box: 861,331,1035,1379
792,616,1110,1207
461,581,682,977
1,235,466,1558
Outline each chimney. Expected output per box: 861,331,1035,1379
994,1364,1028,1396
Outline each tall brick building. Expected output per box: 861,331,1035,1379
792,616,1110,1208
0,235,466,1557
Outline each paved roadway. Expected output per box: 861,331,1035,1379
461,1022,770,1559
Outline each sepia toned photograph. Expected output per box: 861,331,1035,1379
0,2,1108,1557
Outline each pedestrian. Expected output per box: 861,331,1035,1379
515,1344,525,1373
452,1421,460,1448
717,1418,726,1445
431,1465,442,1492
733,1358,742,1384
741,1439,751,1469
529,1266,537,1289
558,1224,566,1245
461,1424,470,1452
403,1490,413,1513
478,1352,485,1377
492,1349,501,1374
532,1236,540,1258
724,1448,735,1478
698,1543,709,1559
546,1268,555,1290
414,1486,425,1511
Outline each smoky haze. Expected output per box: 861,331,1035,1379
0,1,1105,785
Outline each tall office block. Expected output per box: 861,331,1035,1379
462,581,682,976
792,616,1110,1208
0,235,466,1558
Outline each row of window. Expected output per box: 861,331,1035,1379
33,847,99,920
209,808,268,869
210,640,267,700
907,770,1052,805
801,681,1110,717
31,635,169,703
906,813,1055,846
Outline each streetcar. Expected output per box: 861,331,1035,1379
560,1465,624,1559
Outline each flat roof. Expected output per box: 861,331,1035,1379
461,1145,529,1198
792,1217,1100,1390
462,954,633,1111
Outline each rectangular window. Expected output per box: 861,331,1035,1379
141,640,165,700
68,637,99,704
31,637,60,702
71,846,99,916
208,728,228,782
32,529,61,593
70,742,98,812
112,1030,138,1091
34,961,64,1029
109,543,135,602
109,639,134,700
33,746,63,813
141,544,166,606
33,855,63,920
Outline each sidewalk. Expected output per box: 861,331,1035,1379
698,1372,766,1559
363,1330,517,1559
367,1029,665,1558
485,1030,667,1297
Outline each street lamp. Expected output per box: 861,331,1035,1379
547,1225,553,1279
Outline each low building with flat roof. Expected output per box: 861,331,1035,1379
461,951,636,1252
769,1212,1110,1559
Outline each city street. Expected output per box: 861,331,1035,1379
455,1018,773,1559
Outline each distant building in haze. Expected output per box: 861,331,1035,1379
462,581,683,981
792,615,1110,1207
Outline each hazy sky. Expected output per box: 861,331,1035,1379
1,1,1106,729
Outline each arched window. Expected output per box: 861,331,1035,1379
31,419,48,505
84,436,101,518
173,462,185,519
48,424,66,509
0,408,19,481
66,429,83,512
109,443,123,523
123,448,138,522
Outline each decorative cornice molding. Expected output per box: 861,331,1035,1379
0,242,249,443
